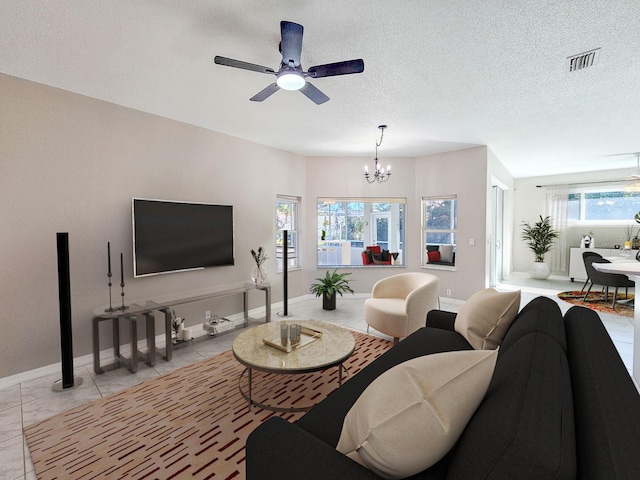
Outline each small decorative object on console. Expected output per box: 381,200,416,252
170,311,184,344
118,252,129,311
250,246,268,283
580,233,594,248
202,314,234,335
105,241,116,312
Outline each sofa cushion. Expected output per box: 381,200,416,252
365,298,406,317
337,350,497,479
454,288,521,349
368,246,382,254
427,251,441,263
296,327,473,449
447,332,577,480
439,245,454,262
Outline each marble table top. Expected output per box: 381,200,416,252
594,261,640,276
232,320,356,373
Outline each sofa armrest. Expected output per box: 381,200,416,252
564,305,640,478
246,417,382,480
426,309,457,331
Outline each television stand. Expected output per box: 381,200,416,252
92,282,271,374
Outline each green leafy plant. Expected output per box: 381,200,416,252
521,215,558,263
631,211,640,240
309,269,354,300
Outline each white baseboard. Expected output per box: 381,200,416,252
0,294,316,390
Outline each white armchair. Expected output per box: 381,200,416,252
364,272,440,343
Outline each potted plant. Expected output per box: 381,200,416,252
633,211,640,249
309,269,354,310
521,215,558,279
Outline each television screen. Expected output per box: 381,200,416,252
132,198,234,277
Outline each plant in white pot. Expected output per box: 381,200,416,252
521,215,558,279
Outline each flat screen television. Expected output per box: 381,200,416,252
132,198,235,277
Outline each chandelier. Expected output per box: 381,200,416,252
364,125,391,184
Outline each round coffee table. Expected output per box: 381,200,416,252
232,320,356,412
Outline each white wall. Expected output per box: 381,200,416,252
513,167,639,273
303,147,514,301
1,73,516,379
415,147,492,300
304,156,417,294
0,74,307,377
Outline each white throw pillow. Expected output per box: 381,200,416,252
439,244,454,262
336,349,498,479
454,288,521,350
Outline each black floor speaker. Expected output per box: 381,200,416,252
278,229,291,317
53,232,83,391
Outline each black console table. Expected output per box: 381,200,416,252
92,282,271,374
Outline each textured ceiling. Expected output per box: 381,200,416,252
1,0,639,178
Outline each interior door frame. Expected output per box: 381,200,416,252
490,185,505,287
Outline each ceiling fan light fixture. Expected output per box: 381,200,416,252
214,21,364,103
276,70,305,90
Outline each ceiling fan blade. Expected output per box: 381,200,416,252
214,56,275,74
300,82,329,105
601,152,640,158
250,83,280,102
280,21,303,67
307,59,364,78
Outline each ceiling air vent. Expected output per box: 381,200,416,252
567,48,600,72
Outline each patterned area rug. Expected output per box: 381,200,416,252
24,331,390,480
557,290,634,317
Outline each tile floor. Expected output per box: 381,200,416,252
0,274,634,480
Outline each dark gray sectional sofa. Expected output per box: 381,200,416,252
246,296,640,479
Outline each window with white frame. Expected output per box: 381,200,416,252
276,195,300,272
316,197,406,267
567,188,640,223
422,195,457,267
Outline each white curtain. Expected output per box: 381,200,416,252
546,186,569,272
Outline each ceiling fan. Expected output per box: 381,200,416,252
604,152,640,190
629,153,640,179
214,20,364,105
625,153,640,191
606,152,640,177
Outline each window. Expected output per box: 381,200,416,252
316,197,406,267
422,195,457,267
567,188,640,223
276,196,300,272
